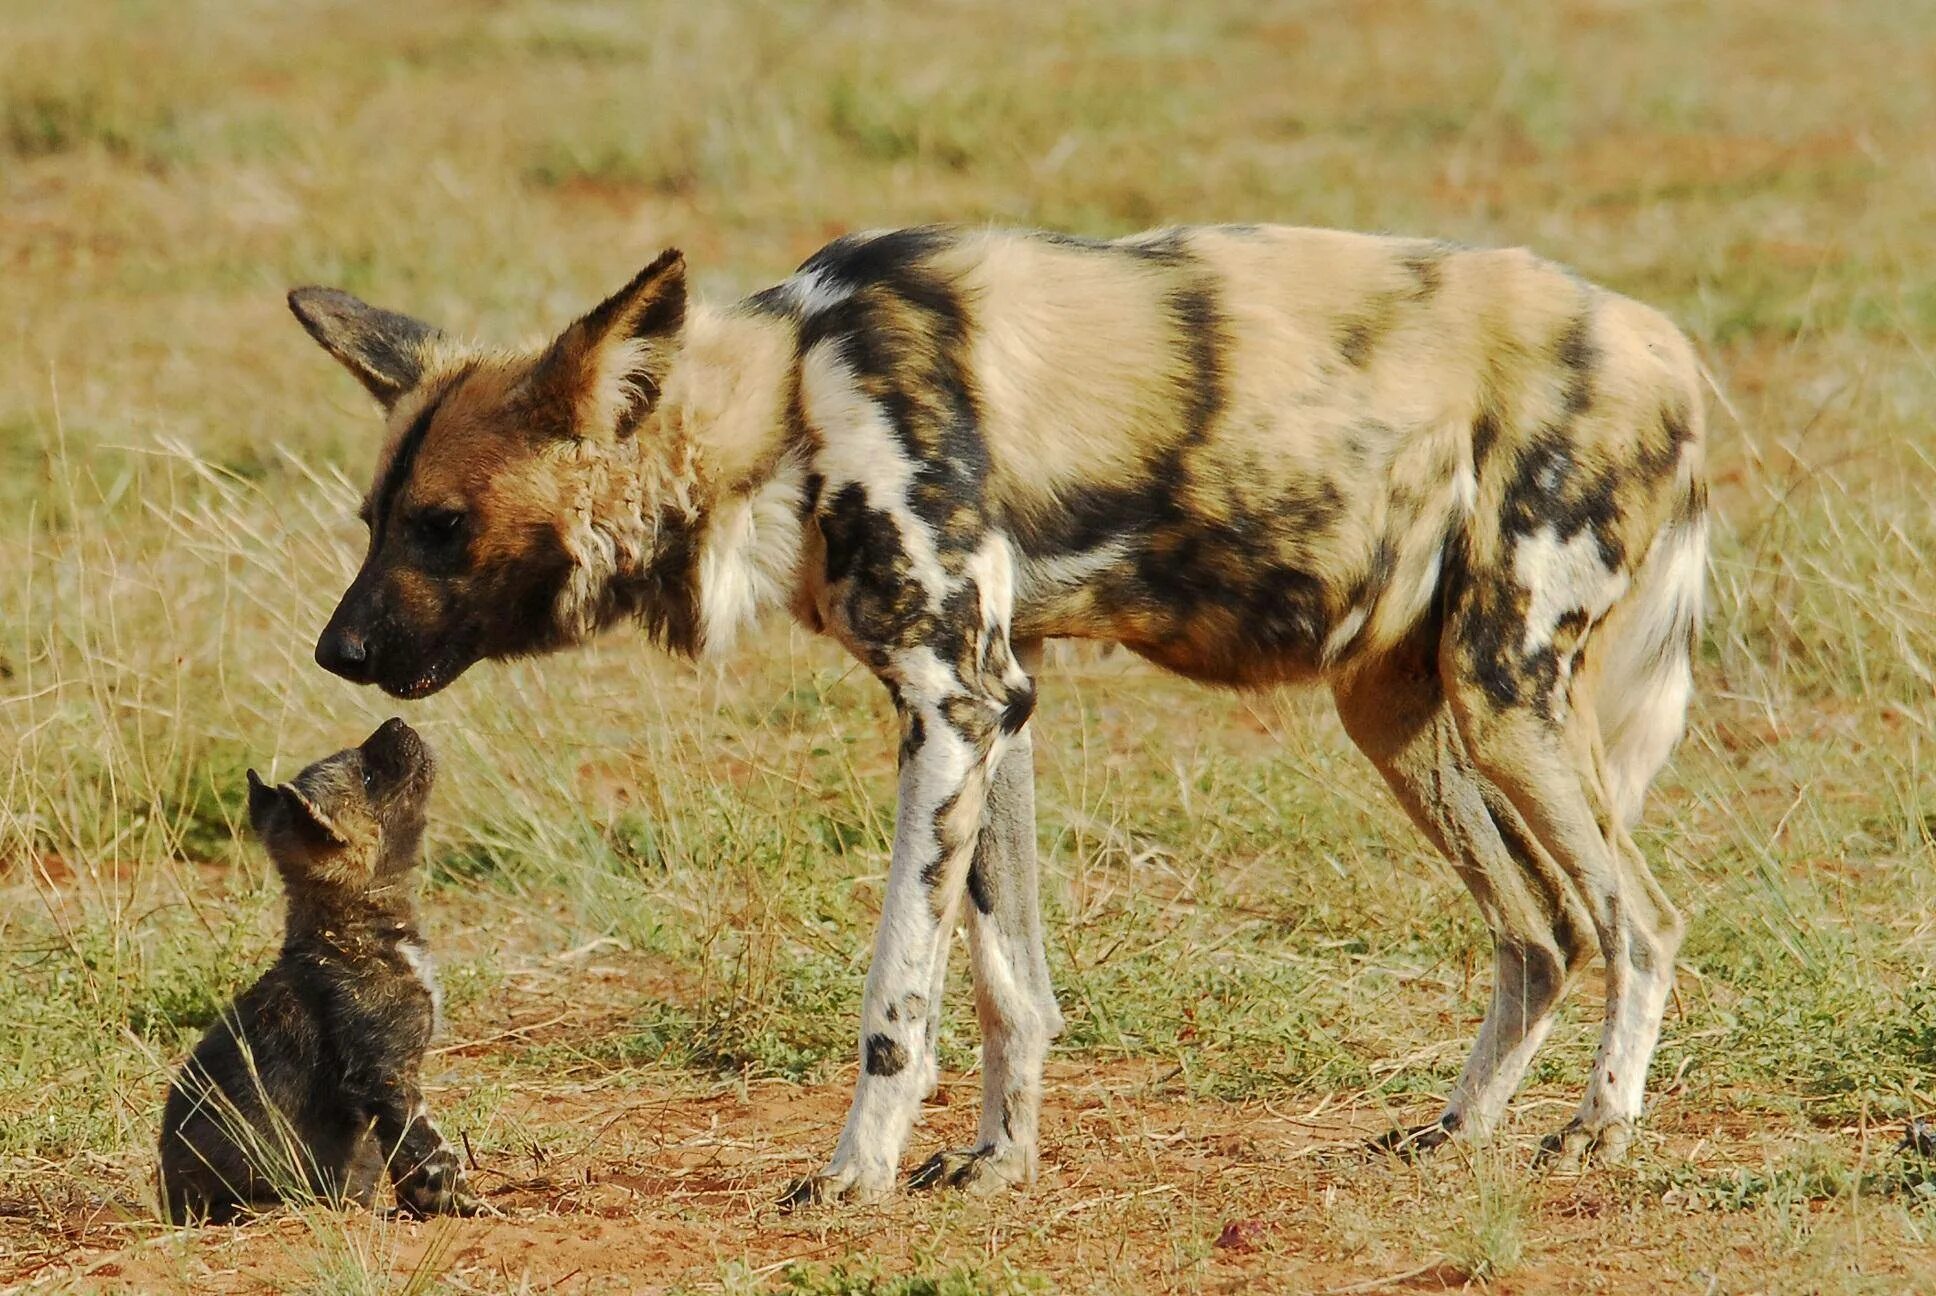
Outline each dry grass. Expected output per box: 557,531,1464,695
3,0,1935,1291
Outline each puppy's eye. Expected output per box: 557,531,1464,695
362,766,377,791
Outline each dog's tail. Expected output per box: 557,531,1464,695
1591,480,1708,829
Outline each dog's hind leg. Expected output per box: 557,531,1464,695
911,640,1062,1194
1335,621,1595,1153
1443,545,1691,1167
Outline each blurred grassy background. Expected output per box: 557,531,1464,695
3,0,1935,1291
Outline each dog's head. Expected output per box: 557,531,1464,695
247,718,436,890
290,251,688,698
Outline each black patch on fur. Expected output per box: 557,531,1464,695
632,508,703,656
999,682,1036,734
921,789,967,891
740,283,802,320
797,226,955,289
864,1033,908,1077
798,231,988,559
369,370,467,549
1555,313,1596,418
966,838,994,915
899,709,926,769
1472,407,1504,468
1168,278,1227,443
819,483,934,658
1535,445,1621,566
1338,314,1380,368
1401,247,1445,298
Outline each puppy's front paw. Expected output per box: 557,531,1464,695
394,1146,479,1217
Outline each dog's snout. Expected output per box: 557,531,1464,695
315,626,372,683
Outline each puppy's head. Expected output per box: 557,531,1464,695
246,718,436,890
289,250,691,699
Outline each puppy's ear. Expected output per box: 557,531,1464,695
287,287,444,410
245,769,278,836
529,249,686,441
257,774,352,852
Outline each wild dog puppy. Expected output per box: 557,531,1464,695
290,223,1707,1202
159,719,479,1224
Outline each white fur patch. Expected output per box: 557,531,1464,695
577,337,654,436
961,536,1016,631
399,939,443,1032
1594,515,1705,826
1017,542,1127,599
696,462,806,656
1513,526,1629,654
1452,462,1479,515
1321,604,1369,664
787,268,856,317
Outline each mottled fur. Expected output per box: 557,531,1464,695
292,222,1707,1198
158,720,480,1223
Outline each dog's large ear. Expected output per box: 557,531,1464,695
531,249,687,441
248,769,351,849
287,287,444,411
245,769,278,836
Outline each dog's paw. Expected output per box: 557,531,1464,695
1365,1120,1454,1163
1536,1118,1634,1172
907,1145,1031,1196
777,1162,893,1210
394,1147,481,1217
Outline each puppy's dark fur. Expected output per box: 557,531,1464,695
158,719,479,1224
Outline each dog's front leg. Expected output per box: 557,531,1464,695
360,1076,483,1217
783,656,1006,1206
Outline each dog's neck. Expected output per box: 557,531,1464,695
563,301,808,658
282,873,419,952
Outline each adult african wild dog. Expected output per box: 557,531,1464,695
290,223,1707,1201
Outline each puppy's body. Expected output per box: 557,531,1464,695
159,720,476,1224
291,223,1707,1200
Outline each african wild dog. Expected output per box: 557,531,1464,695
159,719,480,1223
289,223,1707,1201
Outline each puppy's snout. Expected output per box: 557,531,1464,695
361,717,433,786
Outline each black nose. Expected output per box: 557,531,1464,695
315,628,371,683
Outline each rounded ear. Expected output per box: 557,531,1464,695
287,286,445,411
531,249,687,441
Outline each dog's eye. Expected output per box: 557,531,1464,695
362,766,377,791
409,508,467,547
